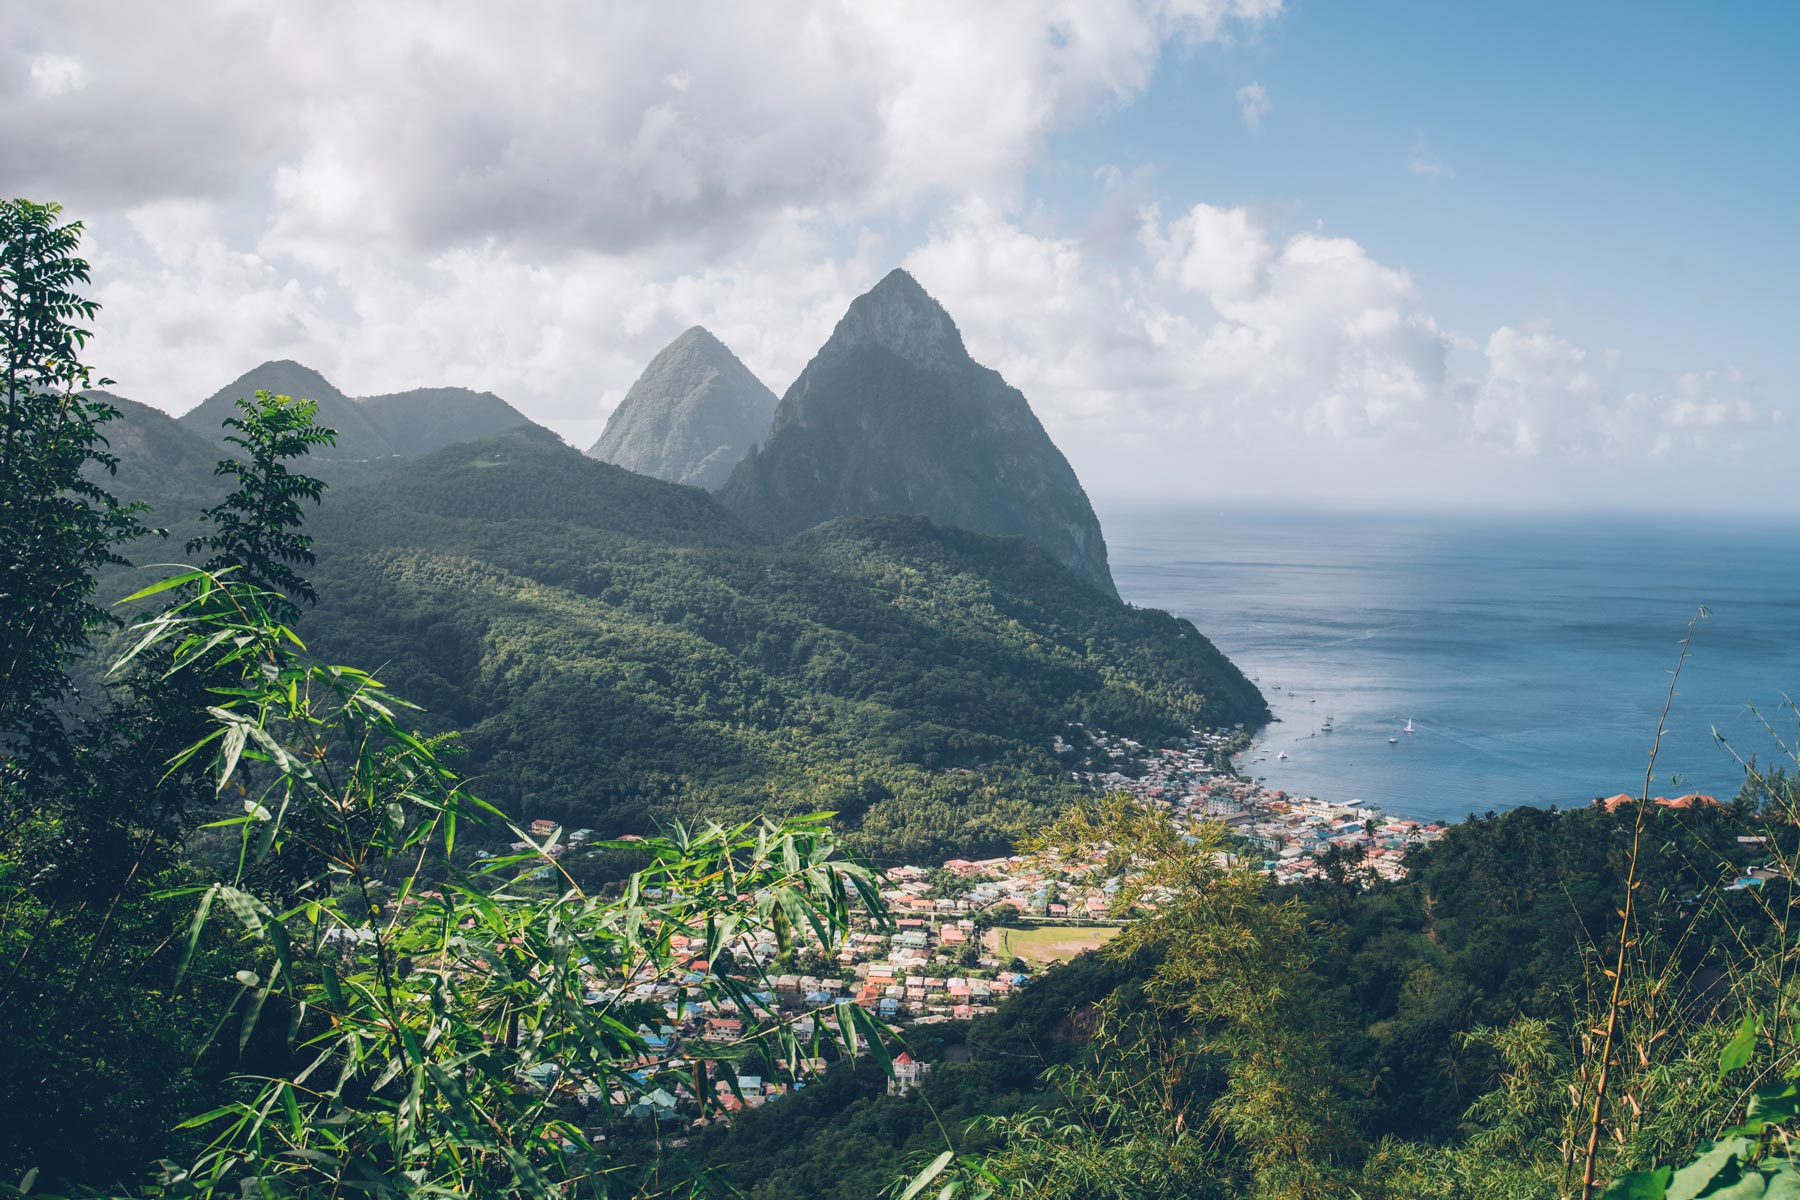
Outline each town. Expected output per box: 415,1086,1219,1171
498,724,1450,1134
1072,725,1448,885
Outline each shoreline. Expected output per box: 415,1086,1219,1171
1078,725,1449,884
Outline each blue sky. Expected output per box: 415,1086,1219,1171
3,1,1792,509
1078,1,1799,393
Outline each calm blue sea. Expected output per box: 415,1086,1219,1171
1105,507,1800,824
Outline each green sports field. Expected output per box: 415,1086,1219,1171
985,924,1120,966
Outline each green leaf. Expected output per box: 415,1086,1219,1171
174,885,219,991
1723,1015,1757,1077
899,1152,956,1200
218,721,248,792
1725,1082,1800,1137
1759,1163,1800,1199
219,886,269,937
1667,1138,1755,1200
281,1083,303,1140
172,1104,241,1131
116,568,208,604
318,964,345,1012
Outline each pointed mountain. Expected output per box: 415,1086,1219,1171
717,269,1118,598
587,327,778,490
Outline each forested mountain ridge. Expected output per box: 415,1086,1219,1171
718,269,1120,599
176,359,540,482
179,360,388,467
291,428,1265,859
358,383,542,458
83,363,1261,861
83,390,222,524
588,325,778,490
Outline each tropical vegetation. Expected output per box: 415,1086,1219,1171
4,195,1797,1199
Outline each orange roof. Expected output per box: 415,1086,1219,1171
1658,793,1719,809
1601,792,1720,812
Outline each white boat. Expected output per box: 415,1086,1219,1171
1277,751,1288,760
1403,717,1415,734
1388,736,1398,744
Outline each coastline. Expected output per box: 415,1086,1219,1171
1107,508,1794,824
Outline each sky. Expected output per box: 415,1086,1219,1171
4,1,1795,511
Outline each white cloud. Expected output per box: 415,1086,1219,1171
1408,139,1451,178
6,0,1284,435
1146,203,1272,301
908,200,1790,502
1235,82,1270,131
4,0,1790,508
28,53,88,96
1472,328,1591,455
5,1,1283,261
90,203,883,448
1142,203,1449,439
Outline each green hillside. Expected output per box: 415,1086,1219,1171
297,429,1264,860
83,391,222,526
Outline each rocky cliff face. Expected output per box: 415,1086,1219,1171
587,327,777,490
718,269,1118,598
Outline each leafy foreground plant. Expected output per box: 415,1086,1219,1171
892,798,1359,1200
1601,1015,1800,1200
93,567,894,1199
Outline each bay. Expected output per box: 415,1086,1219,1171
1105,506,1800,824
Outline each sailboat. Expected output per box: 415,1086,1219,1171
1403,717,1415,734
1321,710,1334,733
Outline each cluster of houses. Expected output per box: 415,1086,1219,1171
497,726,1461,1137
491,825,1154,1135
485,839,1093,1135
1076,727,1448,884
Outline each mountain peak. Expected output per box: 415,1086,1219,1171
827,269,966,371
180,361,532,479
670,325,723,350
181,359,354,433
719,274,1118,598
218,360,347,403
588,326,777,490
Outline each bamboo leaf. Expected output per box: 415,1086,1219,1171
174,885,220,991
899,1152,956,1200
1721,1015,1756,1077
116,568,208,605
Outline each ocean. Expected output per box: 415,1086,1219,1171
1105,506,1800,825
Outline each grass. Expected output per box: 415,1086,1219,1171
985,923,1120,967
